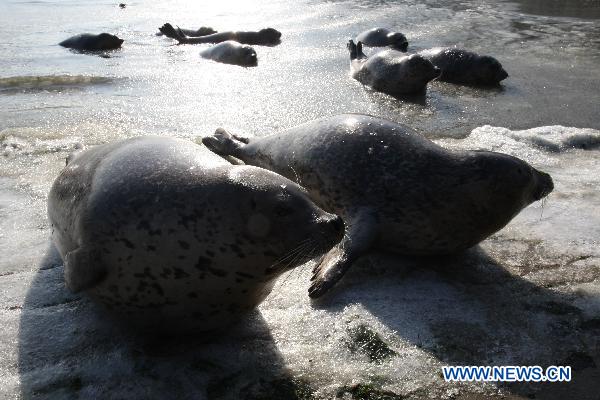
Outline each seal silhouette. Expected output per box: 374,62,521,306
48,136,343,332
419,47,508,85
59,33,124,51
348,40,440,95
356,27,408,51
200,41,258,67
157,25,216,37
203,114,555,298
159,23,281,46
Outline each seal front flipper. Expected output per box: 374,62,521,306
308,209,377,298
64,247,107,293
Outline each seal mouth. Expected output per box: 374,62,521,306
498,69,509,81
533,170,554,201
432,66,442,78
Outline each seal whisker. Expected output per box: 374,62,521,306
288,164,302,185
268,243,315,294
271,241,320,295
265,240,314,274
540,196,548,220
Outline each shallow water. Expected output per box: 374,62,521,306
1,0,599,399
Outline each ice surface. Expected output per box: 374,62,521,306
0,124,598,399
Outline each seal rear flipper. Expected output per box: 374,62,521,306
64,247,107,293
309,209,377,298
202,128,245,159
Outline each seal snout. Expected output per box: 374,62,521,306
321,214,345,245
533,170,554,201
498,68,509,82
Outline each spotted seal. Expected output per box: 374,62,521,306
348,40,440,95
200,41,258,67
159,23,281,46
419,47,508,85
59,33,124,51
157,25,216,37
48,136,343,332
356,27,408,51
202,114,555,298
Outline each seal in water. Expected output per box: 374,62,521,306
348,40,440,95
356,27,408,51
48,136,343,332
419,47,508,85
59,33,124,51
202,114,554,298
157,26,216,37
159,23,281,46
200,41,258,67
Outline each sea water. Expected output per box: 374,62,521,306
1,0,599,398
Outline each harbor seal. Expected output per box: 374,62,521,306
200,41,258,67
48,136,343,332
356,27,408,51
159,23,281,46
202,114,555,298
157,26,216,37
419,47,508,85
348,40,440,95
59,33,124,51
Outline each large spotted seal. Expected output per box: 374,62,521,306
419,48,508,85
48,136,343,332
59,33,124,51
200,41,258,67
202,114,555,298
159,23,281,46
356,27,408,51
348,40,440,95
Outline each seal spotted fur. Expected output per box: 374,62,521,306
200,41,258,67
348,40,440,95
419,47,508,85
48,136,343,332
203,114,554,298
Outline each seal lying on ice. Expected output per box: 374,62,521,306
48,136,343,332
203,114,554,298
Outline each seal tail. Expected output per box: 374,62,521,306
202,128,245,158
347,39,358,60
347,40,366,61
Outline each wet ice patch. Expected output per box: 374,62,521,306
487,125,600,152
0,75,113,93
1,127,83,158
